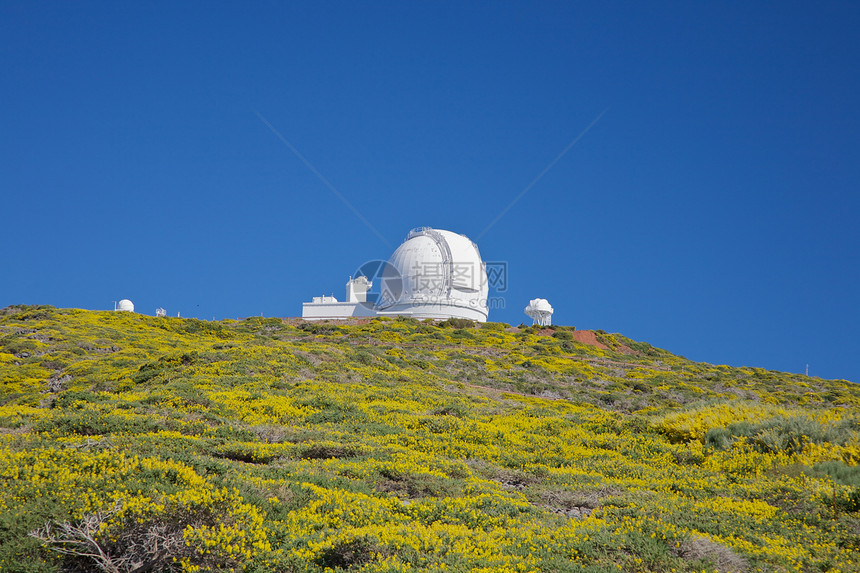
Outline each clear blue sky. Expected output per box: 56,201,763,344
2,2,858,382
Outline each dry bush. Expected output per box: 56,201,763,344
673,535,747,573
30,502,186,573
536,486,621,510
315,537,381,569
30,501,241,573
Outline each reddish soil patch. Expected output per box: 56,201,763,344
572,330,609,350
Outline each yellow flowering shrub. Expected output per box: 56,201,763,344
0,305,857,572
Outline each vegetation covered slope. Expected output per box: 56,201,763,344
0,305,858,573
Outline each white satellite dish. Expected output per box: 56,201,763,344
525,298,553,326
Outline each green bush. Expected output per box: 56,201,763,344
807,461,860,488
36,412,163,436
298,322,340,335
439,318,474,329
704,415,857,455
705,427,734,450
451,328,475,340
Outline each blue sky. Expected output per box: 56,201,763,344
2,2,858,382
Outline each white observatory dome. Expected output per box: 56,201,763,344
525,298,553,326
378,227,489,322
526,299,553,313
116,299,135,313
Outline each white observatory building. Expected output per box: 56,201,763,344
302,276,376,321
114,299,135,313
525,298,553,326
302,227,489,322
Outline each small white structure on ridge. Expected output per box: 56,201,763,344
345,275,371,303
115,299,135,313
525,298,553,326
302,227,489,322
155,308,166,317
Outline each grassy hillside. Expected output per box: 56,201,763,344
0,305,858,572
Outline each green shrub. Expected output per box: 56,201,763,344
300,443,359,460
439,318,474,329
451,328,475,340
704,415,857,455
352,349,375,365
821,486,860,514
298,322,340,335
432,404,466,418
12,306,57,321
36,412,163,436
705,427,733,450
807,461,860,487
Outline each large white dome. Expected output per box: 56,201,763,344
378,227,489,322
116,299,135,312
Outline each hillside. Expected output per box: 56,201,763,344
0,305,858,572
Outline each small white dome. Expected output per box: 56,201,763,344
525,298,553,314
116,299,135,312
525,298,553,326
